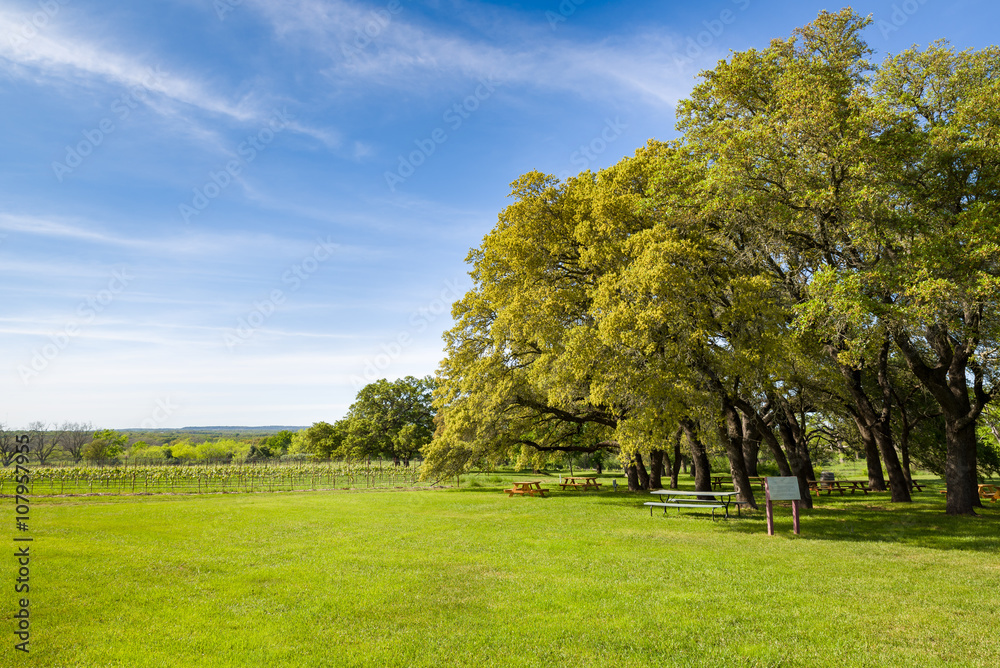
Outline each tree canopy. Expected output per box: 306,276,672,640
423,9,1000,515
292,376,435,464
83,429,128,463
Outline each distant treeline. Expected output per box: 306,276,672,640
0,423,302,467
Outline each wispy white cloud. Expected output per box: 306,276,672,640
0,212,326,258
0,7,257,122
0,257,130,280
0,6,341,156
287,120,343,149
0,212,122,245
244,0,702,108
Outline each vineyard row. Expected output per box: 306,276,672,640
1,463,428,496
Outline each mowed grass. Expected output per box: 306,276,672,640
5,482,1000,668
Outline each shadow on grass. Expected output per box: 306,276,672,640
553,487,1000,553
453,477,1000,553
713,496,1000,553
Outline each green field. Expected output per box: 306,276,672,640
4,477,1000,667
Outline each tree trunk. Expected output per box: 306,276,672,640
741,414,761,477
893,329,985,514
649,449,664,490
635,452,650,490
899,440,913,488
873,338,913,502
829,340,910,501
670,429,682,489
680,420,712,493
718,397,758,509
840,375,895,494
852,415,886,491
736,396,793,477
625,463,640,491
874,418,911,501
695,371,758,508
797,437,818,484
944,418,981,514
789,407,818,484
759,423,794,477
898,421,914,489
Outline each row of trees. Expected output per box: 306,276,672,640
129,431,296,463
0,422,96,466
0,423,302,466
423,10,1000,515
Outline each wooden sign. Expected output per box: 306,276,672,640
764,476,801,536
766,476,801,501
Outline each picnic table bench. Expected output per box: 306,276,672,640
559,476,602,491
504,481,548,497
644,490,744,520
808,479,872,495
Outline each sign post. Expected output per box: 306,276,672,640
764,476,801,536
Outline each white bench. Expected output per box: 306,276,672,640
644,500,725,520
645,489,745,520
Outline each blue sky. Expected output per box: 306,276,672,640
1,0,996,429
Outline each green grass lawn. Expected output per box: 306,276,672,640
4,480,999,667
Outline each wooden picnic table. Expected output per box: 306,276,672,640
715,476,932,495
808,479,873,495
504,481,548,497
559,476,602,491
645,489,744,520
938,483,999,501
810,479,931,495
978,484,1000,501
863,479,928,492
711,475,768,491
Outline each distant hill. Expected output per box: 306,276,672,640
178,426,306,432
121,426,306,434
